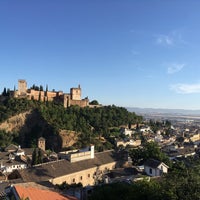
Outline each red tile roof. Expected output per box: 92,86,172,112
14,185,77,200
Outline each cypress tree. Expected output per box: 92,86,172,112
31,148,38,165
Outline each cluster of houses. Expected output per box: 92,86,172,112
0,136,170,200
0,119,200,199
116,120,200,161
0,138,119,199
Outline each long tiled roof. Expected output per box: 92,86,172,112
18,150,116,182
14,184,77,200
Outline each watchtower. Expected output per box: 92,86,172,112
70,85,81,100
18,79,27,96
38,137,46,151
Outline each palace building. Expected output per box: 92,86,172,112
8,79,89,108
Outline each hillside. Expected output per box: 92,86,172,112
0,97,142,151
0,108,78,151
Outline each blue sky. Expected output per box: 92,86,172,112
1,1,200,109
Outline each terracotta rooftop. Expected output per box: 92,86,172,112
14,184,77,200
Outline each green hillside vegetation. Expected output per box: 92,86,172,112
0,97,142,151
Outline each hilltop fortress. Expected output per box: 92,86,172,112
7,79,89,108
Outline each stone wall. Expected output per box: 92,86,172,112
51,162,116,187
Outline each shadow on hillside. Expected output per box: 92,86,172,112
18,109,63,151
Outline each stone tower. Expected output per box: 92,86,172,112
70,85,81,100
18,79,27,96
38,137,46,151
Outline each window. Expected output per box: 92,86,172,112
88,174,90,178
72,178,75,183
149,168,152,174
80,176,83,180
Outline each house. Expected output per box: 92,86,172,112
190,133,200,142
9,150,117,187
144,159,169,177
5,182,77,200
166,146,196,160
140,126,151,133
0,146,28,173
115,139,141,148
121,128,133,137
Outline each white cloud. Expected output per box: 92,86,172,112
155,30,186,47
156,35,174,46
170,83,200,94
167,63,185,74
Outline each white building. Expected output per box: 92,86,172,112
144,159,169,177
0,146,27,173
122,128,133,137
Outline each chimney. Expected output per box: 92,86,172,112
90,145,94,159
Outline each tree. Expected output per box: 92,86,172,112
39,85,43,91
160,161,200,200
37,148,43,164
129,142,170,166
38,91,41,101
89,180,162,200
31,148,38,165
0,130,14,148
7,88,11,97
89,100,99,105
2,87,7,96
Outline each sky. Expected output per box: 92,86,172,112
1,1,200,110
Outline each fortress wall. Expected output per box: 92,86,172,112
70,99,89,107
8,80,89,108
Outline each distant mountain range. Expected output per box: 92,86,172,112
126,107,200,116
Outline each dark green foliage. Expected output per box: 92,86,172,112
89,100,99,105
0,98,37,123
129,142,170,166
31,148,38,165
2,87,7,96
89,159,200,200
89,180,162,200
31,148,43,165
31,84,39,91
160,159,200,200
0,130,17,148
40,104,142,147
149,120,171,133
1,87,11,97
39,85,43,91
0,98,142,149
56,181,82,190
37,148,43,163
